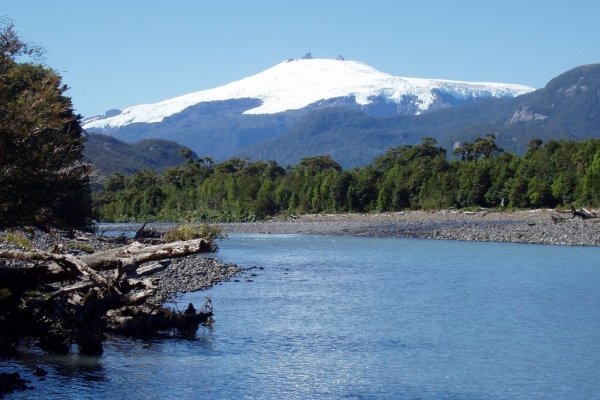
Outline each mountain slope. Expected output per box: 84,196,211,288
84,133,192,177
244,64,600,167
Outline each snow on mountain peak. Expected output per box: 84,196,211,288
83,58,535,130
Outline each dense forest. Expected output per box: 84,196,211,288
94,136,600,222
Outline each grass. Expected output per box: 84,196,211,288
1,230,32,250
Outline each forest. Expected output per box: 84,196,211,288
94,135,600,222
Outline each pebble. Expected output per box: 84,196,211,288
219,210,600,247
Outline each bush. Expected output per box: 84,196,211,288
1,230,32,250
163,224,226,244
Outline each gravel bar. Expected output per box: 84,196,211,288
219,210,600,247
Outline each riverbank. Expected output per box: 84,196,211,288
219,209,600,246
0,227,241,396
0,227,241,304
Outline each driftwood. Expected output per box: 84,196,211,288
0,238,214,356
78,238,211,271
552,206,598,223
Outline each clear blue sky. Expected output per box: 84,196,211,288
3,0,599,117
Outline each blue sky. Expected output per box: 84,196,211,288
3,0,599,117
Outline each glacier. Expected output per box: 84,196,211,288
83,58,534,130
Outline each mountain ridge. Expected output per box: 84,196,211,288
83,61,599,168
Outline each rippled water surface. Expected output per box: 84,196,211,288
4,235,600,399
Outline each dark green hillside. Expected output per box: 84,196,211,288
99,99,300,161
84,133,195,177
242,108,422,167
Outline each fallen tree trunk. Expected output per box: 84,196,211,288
552,206,598,222
105,302,213,334
79,238,212,271
0,249,115,291
0,237,216,356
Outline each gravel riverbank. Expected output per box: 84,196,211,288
220,209,600,246
0,227,241,303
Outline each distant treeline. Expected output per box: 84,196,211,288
94,137,600,222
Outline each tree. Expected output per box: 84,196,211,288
0,21,92,228
453,141,474,161
454,134,503,161
472,134,503,159
298,154,342,172
582,149,600,206
526,138,543,156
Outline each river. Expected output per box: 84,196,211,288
3,234,600,399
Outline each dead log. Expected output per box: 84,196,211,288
105,302,213,334
0,249,115,291
97,233,131,245
1,237,218,355
79,238,211,271
0,263,75,293
553,206,598,221
134,222,162,240
132,261,170,277
0,238,211,277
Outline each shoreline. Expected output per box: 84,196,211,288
218,210,600,247
0,228,241,304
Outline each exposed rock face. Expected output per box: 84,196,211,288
558,83,589,97
508,106,548,124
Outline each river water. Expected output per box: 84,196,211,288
3,234,600,399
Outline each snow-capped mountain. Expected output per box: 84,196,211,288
84,58,533,130
83,62,600,169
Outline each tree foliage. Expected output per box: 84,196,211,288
0,21,92,228
94,136,600,222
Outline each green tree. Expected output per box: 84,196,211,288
298,154,342,172
472,134,503,159
582,149,600,205
0,21,92,228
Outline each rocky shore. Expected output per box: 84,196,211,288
0,227,241,304
151,255,240,304
220,209,600,246
1,227,241,396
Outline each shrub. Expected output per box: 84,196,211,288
163,224,226,244
1,230,32,250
